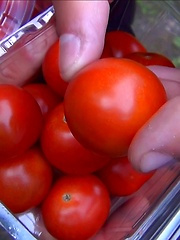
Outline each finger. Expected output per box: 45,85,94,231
128,96,180,172
148,66,180,100
53,0,109,81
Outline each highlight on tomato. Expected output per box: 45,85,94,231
41,102,111,174
0,146,53,213
97,156,155,196
0,84,43,161
125,52,175,67
41,174,111,240
64,58,167,158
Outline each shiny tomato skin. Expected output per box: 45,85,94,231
103,31,146,58
42,174,111,240
0,84,43,161
42,40,68,98
97,156,154,196
64,58,167,157
41,102,110,174
125,52,175,67
0,146,53,213
23,83,61,118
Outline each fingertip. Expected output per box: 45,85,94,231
59,32,104,81
53,1,110,81
129,97,180,173
59,33,81,81
138,151,174,173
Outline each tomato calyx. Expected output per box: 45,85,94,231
63,193,71,202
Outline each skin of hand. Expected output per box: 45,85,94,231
52,0,110,81
128,66,180,172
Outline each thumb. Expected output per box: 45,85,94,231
53,1,109,81
128,96,180,172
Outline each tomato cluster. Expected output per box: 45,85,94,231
0,30,173,239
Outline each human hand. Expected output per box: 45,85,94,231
53,0,110,81
129,66,180,172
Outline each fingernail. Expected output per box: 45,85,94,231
140,151,174,172
59,34,81,80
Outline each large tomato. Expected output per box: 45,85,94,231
42,174,111,240
41,102,110,174
64,58,167,157
97,156,155,196
42,40,68,98
0,84,43,161
23,83,61,118
101,30,146,58
0,146,53,213
125,52,175,67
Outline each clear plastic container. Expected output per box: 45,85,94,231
34,0,52,13
0,5,57,86
0,0,36,40
0,1,179,239
131,0,180,68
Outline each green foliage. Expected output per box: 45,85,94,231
136,0,159,16
173,36,180,48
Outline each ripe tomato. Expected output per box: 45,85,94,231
125,52,175,67
0,84,43,161
101,31,146,58
42,40,69,98
23,83,61,118
100,43,113,58
64,58,167,157
42,174,110,240
41,102,110,174
97,156,154,196
0,146,53,213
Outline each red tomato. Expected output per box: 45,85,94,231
64,58,167,157
0,146,53,213
42,40,68,98
23,83,61,118
97,156,154,196
125,52,175,67
41,102,110,174
0,84,43,161
100,42,113,58
42,174,110,240
102,31,146,58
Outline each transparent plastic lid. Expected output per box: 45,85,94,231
0,0,36,40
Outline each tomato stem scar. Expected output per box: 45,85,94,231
63,193,71,201
63,115,67,124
